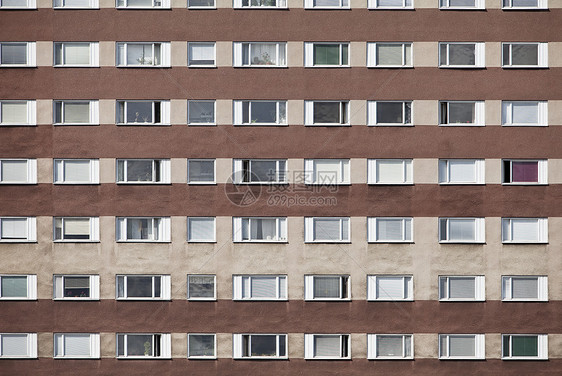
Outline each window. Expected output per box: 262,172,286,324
53,0,99,8
233,0,287,8
368,217,413,243
502,43,548,68
367,159,413,185
367,101,412,126
116,159,171,184
439,276,485,301
502,218,548,243
367,43,412,68
233,159,287,184
502,276,548,301
502,159,547,184
0,334,37,358
116,275,171,300
439,334,485,360
188,334,216,359
438,218,485,243
53,159,99,184
502,334,548,360
367,275,413,301
304,275,350,300
116,217,171,242
0,0,36,8
187,0,214,7
116,334,171,359
502,0,547,9
367,334,413,359
0,100,36,126
116,100,170,125
0,275,36,300
54,217,99,242
53,275,100,300
438,159,485,184
439,43,484,68
304,334,350,359
0,217,36,242
304,159,350,185
233,217,287,242
54,42,99,67
53,100,99,125
188,101,215,125
304,0,349,9
305,217,350,243
439,0,484,9
0,42,35,67
187,275,216,300
233,334,287,359
116,0,170,8
233,275,287,300
188,217,216,242
233,100,287,126
0,159,36,184
188,43,215,67
439,101,485,126
233,42,287,67
187,159,216,184
54,334,100,359
367,0,412,9
502,101,547,126
304,101,349,126
305,43,349,67
116,42,170,67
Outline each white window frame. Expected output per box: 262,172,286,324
187,159,216,184
304,159,350,185
439,42,485,68
53,275,100,300
53,0,99,8
232,159,287,184
233,0,287,8
367,217,413,243
0,42,36,67
53,100,99,125
0,217,36,242
367,0,413,9
233,275,288,301
187,274,216,301
304,275,350,301
0,100,36,126
501,101,547,126
233,42,287,67
232,217,287,242
115,217,171,242
187,334,216,359
367,159,413,185
116,42,170,67
304,100,349,126
116,159,171,184
367,42,413,68
187,0,215,8
54,333,100,359
439,334,485,360
233,334,288,359
439,101,485,126
233,100,287,126
187,42,216,67
438,276,485,301
116,275,171,300
304,0,349,9
304,217,350,243
0,274,36,300
439,0,484,9
0,333,37,358
53,159,99,184
367,101,413,126
438,159,485,185
187,217,216,242
304,334,350,360
367,334,413,360
502,0,547,9
501,276,548,302
501,334,548,360
304,42,349,67
188,100,216,126
0,159,37,184
53,217,100,242
502,159,547,185
53,42,99,67
116,333,171,359
115,0,170,8
367,275,413,301
501,218,548,244
116,100,171,125
502,42,548,68
438,217,485,243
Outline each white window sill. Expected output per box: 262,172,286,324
502,7,547,10
0,65,35,68
502,66,548,69
370,356,413,360
116,356,171,359
439,65,485,68
305,241,351,244
54,6,99,9
439,298,485,302
116,6,170,9
187,240,217,243
116,123,171,126
234,298,288,301
0,123,36,126
54,182,98,185
188,6,217,9
0,297,36,301
439,182,484,185
305,298,351,302
116,240,170,243
54,65,98,68
305,123,351,127
116,65,170,68
0,182,36,185
307,65,351,68
368,65,414,68
234,6,288,9
53,298,98,301
54,123,99,126
187,182,217,185
305,6,351,9
439,241,485,244
368,7,414,9
502,241,547,244
54,356,99,359
116,298,170,301
369,123,413,126
439,123,485,127
234,240,288,243
306,357,351,360
235,65,288,68
368,298,413,302
0,240,36,243
54,240,99,243
439,7,485,10
116,182,170,185
187,298,217,301
368,182,413,185
235,123,288,126
502,183,546,186
369,240,413,243
439,356,485,360
0,356,37,359
502,299,547,302
234,356,288,360
188,356,217,359
237,181,288,185
502,357,548,361
502,124,547,127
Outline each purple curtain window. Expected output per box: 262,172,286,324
512,162,538,182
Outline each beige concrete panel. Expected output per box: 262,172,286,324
37,158,52,184
350,42,366,67
287,42,303,67
414,333,437,358
37,0,51,8
349,100,366,126
413,158,438,184
171,216,188,300
287,0,301,7
216,99,232,125
288,333,303,358
170,99,187,125
485,159,502,184
485,0,501,8
485,333,502,359
350,158,366,184
287,100,303,125
485,42,501,67
416,0,439,7
216,0,231,7
552,0,562,7
99,158,115,184
216,42,232,67
99,99,115,124
549,42,562,67
548,100,562,126
38,332,52,358
549,159,562,183
485,100,501,126
413,42,437,67
351,333,367,358
413,100,438,125
350,0,367,7
36,42,52,67
286,158,301,184
100,333,115,358
99,42,115,67
172,0,187,7
547,218,562,300
550,334,562,358
172,333,187,358
99,0,114,7
171,42,187,67
36,99,52,125
171,158,187,184
216,333,231,358
216,158,232,183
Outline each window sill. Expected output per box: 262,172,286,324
116,298,171,301
53,123,100,126
187,240,217,243
234,356,289,360
188,123,217,126
116,356,171,360
502,66,549,69
116,66,171,68
187,298,217,301
234,123,288,127
233,298,288,302
502,241,548,245
0,124,36,127
306,66,351,68
439,299,486,302
54,7,99,9
305,124,351,127
235,65,288,68
116,123,171,126
439,66,486,69
53,298,99,301
370,356,414,360
368,65,414,69
439,124,485,127
439,7,485,10
369,124,413,127
54,356,100,359
439,182,485,185
115,7,171,9
188,356,218,359
54,65,99,68
233,240,288,243
54,182,99,185
234,6,288,9
368,183,414,185
502,357,548,361
368,299,413,302
0,65,36,68
306,357,351,360
188,6,218,10
501,183,547,186
501,299,548,302
305,299,351,302
187,182,217,185
116,182,171,185
237,182,289,185
368,240,414,244
439,357,486,360
0,298,36,301
188,65,217,68
116,241,170,243
0,240,36,243
0,182,36,185
502,7,548,10
439,241,485,244
368,7,414,10
305,241,351,244
54,240,100,243
304,6,351,9
502,124,547,127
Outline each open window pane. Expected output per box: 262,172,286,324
126,102,153,123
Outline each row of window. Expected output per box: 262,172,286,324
0,41,550,69
0,216,551,244
0,99,554,127
0,333,549,361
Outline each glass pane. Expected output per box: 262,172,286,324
512,278,538,299
512,0,537,5
511,161,538,182
449,336,475,357
448,103,475,124
63,103,90,123
188,101,214,124
126,334,153,356
1,160,27,182
63,44,90,65
126,102,153,123
449,277,475,299
1,335,28,356
1,276,27,297
512,102,538,124
378,0,404,5
188,218,214,242
63,218,90,239
1,218,27,238
249,43,277,65
377,44,403,66
64,276,90,298
250,218,277,240
511,44,538,66
247,276,277,298
512,336,538,357
189,0,215,5
1,44,26,65
127,44,153,65
126,0,153,6
314,0,341,5
511,219,538,242
249,102,277,123
126,276,153,297
449,160,476,183
377,336,403,357
62,0,91,6
189,43,214,65
313,44,340,65
314,276,340,298
377,160,404,183
126,160,153,182
313,102,341,124
314,335,340,357
64,160,90,182
126,218,153,240
189,335,214,357
447,44,475,65
449,0,475,6
189,275,215,298
250,161,277,182
250,335,277,356
188,160,214,183
377,277,404,299
64,334,91,356
1,102,27,123
377,219,403,241
2,0,29,6
448,219,475,241
376,102,404,124
313,218,340,241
